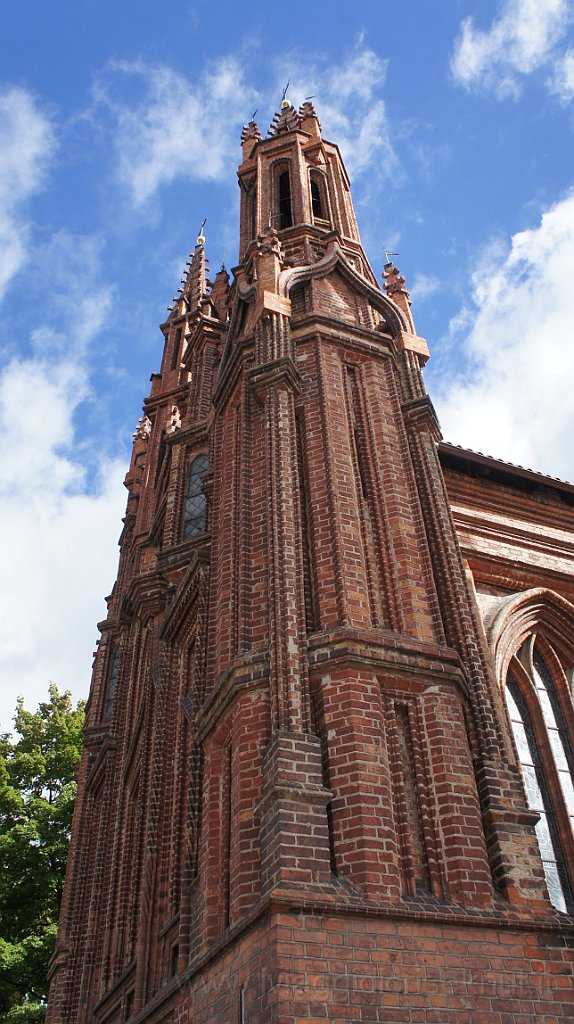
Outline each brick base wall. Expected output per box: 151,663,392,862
127,908,574,1024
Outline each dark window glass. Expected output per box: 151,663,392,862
278,171,292,229
505,672,573,913
183,454,208,540
311,178,323,219
170,944,179,977
103,647,120,722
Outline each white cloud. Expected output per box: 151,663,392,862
411,272,440,303
0,87,55,299
433,191,574,482
549,48,574,102
0,233,125,731
276,46,398,181
92,45,397,206
451,0,570,98
0,362,126,731
93,57,259,205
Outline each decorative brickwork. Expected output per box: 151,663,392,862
47,103,574,1024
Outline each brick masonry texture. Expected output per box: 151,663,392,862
47,101,574,1024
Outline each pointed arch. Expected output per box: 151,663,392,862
489,588,574,913
489,587,574,683
278,240,409,338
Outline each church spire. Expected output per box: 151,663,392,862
268,99,300,136
174,225,209,320
237,94,362,257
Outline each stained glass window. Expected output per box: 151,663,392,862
183,454,208,540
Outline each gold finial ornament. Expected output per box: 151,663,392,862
281,80,290,108
197,217,207,245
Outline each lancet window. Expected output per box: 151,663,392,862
309,170,329,225
182,454,209,540
504,636,574,913
275,164,292,229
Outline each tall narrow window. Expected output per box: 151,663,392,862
278,171,292,228
505,638,574,913
103,647,120,721
345,366,383,627
183,454,208,540
532,647,574,838
310,178,323,219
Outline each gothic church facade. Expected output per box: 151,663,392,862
47,101,574,1024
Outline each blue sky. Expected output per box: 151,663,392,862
1,0,573,727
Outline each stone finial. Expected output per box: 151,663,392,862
181,241,209,316
255,224,283,262
133,415,152,442
166,405,181,435
241,119,261,144
382,262,428,356
382,261,416,331
268,103,300,137
383,262,410,303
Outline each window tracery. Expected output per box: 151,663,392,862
504,635,574,913
183,454,209,540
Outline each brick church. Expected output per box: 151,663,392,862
47,100,574,1023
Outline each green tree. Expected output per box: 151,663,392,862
0,686,84,1022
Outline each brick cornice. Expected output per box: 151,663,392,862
401,394,442,440
247,355,301,401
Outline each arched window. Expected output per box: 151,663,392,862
103,646,120,722
504,636,574,913
183,454,209,540
277,170,292,229
309,171,329,224
311,178,323,219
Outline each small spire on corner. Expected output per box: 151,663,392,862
241,117,261,146
298,98,321,136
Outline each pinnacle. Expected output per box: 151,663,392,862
268,103,300,137
166,242,209,319
241,119,261,144
298,99,319,121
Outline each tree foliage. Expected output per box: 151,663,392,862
0,686,84,1022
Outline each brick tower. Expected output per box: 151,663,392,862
48,100,574,1023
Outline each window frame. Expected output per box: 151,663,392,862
308,169,331,227
271,159,293,230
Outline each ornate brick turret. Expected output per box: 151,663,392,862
47,101,574,1024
